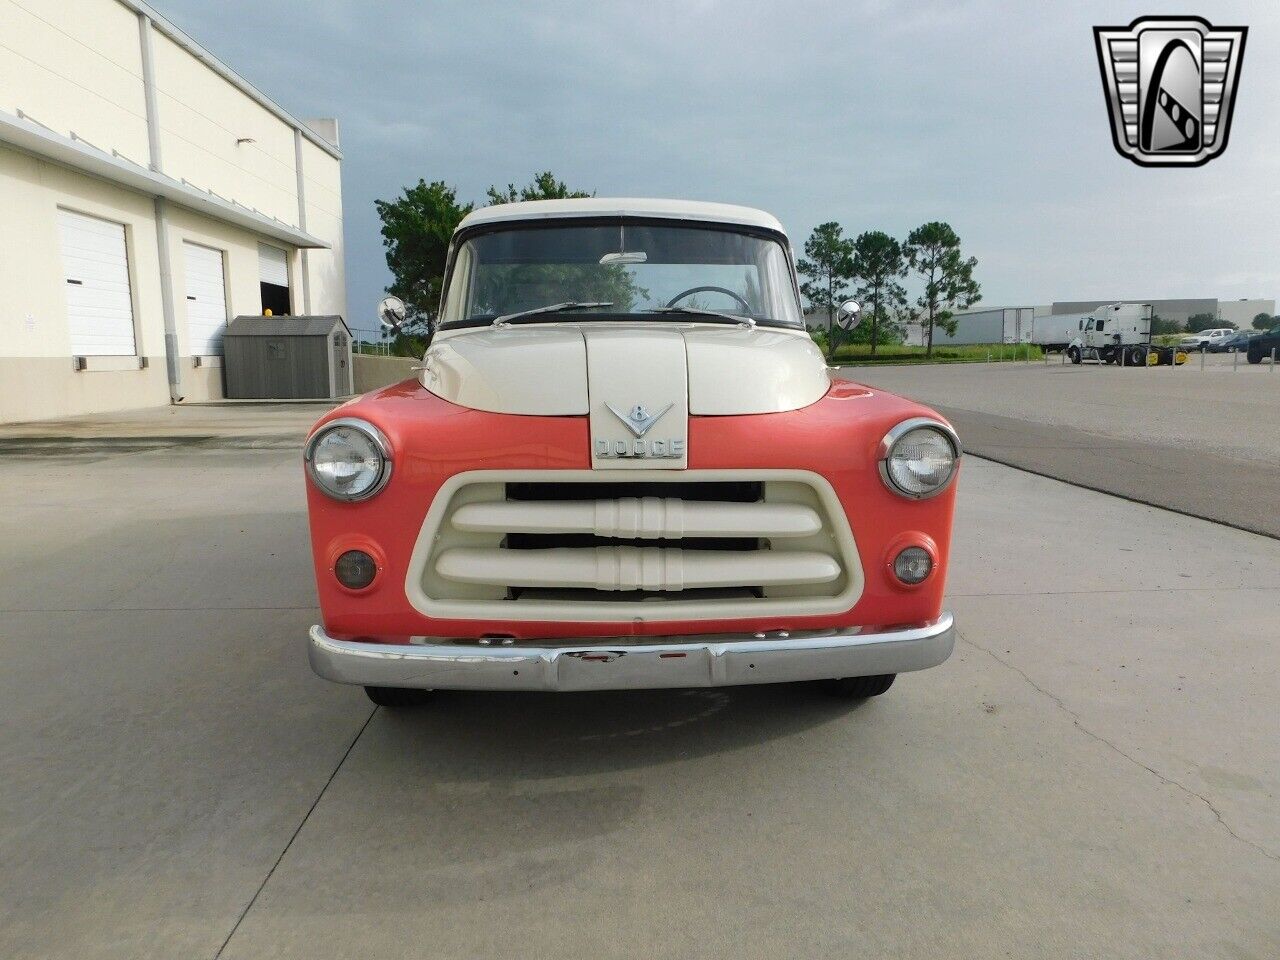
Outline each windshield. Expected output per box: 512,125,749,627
439,221,802,328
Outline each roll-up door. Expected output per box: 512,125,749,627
183,242,228,356
57,209,136,356
258,243,291,315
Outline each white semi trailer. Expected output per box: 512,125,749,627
1038,303,1183,365
1029,313,1086,353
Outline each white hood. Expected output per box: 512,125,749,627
419,325,831,417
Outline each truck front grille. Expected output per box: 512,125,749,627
406,470,864,624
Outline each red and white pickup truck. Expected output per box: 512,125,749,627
303,199,959,706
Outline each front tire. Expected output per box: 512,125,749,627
823,674,896,698
1248,350,1263,365
1067,346,1082,365
364,685,432,707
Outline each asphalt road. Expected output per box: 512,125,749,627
2,430,1277,959
840,359,1280,538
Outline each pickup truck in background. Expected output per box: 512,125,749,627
1179,328,1236,351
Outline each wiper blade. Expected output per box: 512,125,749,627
492,301,613,327
645,307,756,329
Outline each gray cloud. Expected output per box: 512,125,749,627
154,0,1278,337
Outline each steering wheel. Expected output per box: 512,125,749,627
665,286,751,311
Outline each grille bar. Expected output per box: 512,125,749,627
451,497,821,540
436,546,841,592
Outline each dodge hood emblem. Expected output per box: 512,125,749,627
606,402,674,438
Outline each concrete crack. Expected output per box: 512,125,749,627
212,704,379,959
956,627,1280,865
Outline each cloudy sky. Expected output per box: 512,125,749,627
156,0,1278,338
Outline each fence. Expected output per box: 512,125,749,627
1045,345,1278,372
352,354,417,394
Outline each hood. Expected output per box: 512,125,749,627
420,324,831,470
420,325,831,417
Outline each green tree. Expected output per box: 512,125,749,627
1150,313,1181,335
904,222,981,357
478,173,640,314
1186,312,1231,332
487,171,591,205
376,173,603,355
1253,312,1273,331
374,179,473,341
850,231,908,355
797,222,855,360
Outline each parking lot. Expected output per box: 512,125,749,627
842,357,1280,538
2,389,1277,960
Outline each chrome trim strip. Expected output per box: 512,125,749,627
877,417,962,501
307,613,954,692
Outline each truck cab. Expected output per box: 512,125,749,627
1068,303,1160,365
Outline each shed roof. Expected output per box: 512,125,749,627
226,316,350,337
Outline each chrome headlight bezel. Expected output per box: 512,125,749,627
304,417,393,502
877,418,961,500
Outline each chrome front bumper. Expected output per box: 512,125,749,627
307,614,954,692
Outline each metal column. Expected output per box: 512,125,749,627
138,13,183,402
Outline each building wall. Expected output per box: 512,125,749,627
0,0,346,422
1218,299,1275,328
0,145,167,422
0,141,342,421
151,30,301,224
299,134,347,318
0,0,151,164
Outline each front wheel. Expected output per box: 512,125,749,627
365,685,433,707
1067,346,1082,365
822,674,896,698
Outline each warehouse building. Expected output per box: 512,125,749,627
0,0,346,423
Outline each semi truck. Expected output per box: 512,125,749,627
1035,303,1185,366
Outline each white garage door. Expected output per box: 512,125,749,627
183,242,228,356
57,209,136,356
258,243,289,287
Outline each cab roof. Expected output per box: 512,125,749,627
456,198,787,236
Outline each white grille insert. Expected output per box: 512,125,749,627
404,470,864,624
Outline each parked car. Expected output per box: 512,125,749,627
1179,328,1235,351
303,199,960,706
1246,323,1280,364
1207,331,1253,353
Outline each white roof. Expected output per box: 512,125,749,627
457,198,786,235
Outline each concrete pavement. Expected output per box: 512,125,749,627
840,356,1280,465
1,439,1277,958
841,361,1280,538
0,401,334,447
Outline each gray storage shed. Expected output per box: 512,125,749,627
223,316,353,399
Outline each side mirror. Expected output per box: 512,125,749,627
378,295,407,332
836,299,862,330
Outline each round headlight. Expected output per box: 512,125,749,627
305,419,392,501
879,419,960,499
